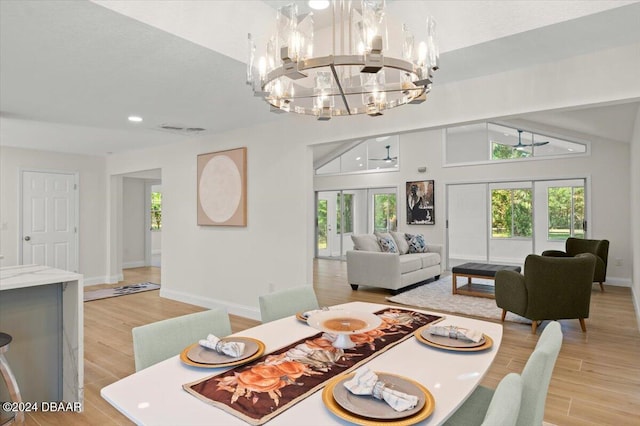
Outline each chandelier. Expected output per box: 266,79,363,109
246,0,439,120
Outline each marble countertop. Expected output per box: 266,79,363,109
0,264,83,291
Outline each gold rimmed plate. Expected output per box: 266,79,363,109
322,372,435,426
295,311,310,323
414,325,493,352
179,337,265,368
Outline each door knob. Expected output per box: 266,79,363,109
24,236,31,241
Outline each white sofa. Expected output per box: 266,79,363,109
346,232,443,294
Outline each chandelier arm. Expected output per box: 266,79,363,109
329,63,352,115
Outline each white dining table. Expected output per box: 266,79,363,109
101,301,502,425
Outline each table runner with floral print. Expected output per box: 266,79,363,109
183,308,442,425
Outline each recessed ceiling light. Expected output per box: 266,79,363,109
128,116,143,122
355,156,361,160
359,163,363,167
308,0,330,10
376,136,390,142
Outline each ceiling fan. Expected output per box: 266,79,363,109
370,145,398,163
508,129,550,149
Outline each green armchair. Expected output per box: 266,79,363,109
495,254,596,334
542,237,609,291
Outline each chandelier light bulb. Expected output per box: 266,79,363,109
308,0,330,10
418,41,427,65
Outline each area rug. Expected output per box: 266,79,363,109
84,282,160,302
386,275,531,324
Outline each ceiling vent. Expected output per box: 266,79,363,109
156,124,207,135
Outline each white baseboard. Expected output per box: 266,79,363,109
161,288,261,321
123,260,146,269
83,273,123,286
83,276,107,286
604,277,632,287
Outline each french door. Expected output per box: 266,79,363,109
446,178,587,269
315,187,397,259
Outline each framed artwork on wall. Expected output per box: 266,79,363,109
406,180,434,225
197,147,247,226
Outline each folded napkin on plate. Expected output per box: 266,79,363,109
428,325,483,343
198,334,245,357
343,367,418,412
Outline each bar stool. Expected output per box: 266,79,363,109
0,333,24,424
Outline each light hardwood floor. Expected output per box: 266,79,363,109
26,260,640,425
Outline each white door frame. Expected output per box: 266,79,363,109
19,168,80,272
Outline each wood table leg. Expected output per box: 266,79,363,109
452,273,458,294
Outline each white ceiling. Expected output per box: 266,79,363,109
1,0,639,157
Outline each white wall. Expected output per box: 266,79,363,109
106,130,314,320
315,127,633,284
630,107,640,327
122,177,146,268
0,146,107,284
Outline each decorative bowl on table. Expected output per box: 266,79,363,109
306,310,382,349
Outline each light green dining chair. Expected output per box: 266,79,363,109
132,308,232,371
517,321,563,426
444,372,522,426
444,321,562,426
258,286,319,323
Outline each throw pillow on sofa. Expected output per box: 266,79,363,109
378,235,398,253
390,231,410,254
405,233,428,253
351,234,382,252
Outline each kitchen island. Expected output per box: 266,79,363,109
0,265,83,405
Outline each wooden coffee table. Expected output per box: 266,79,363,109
451,262,522,299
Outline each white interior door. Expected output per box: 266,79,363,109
21,171,78,272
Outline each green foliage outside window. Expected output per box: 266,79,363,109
317,199,328,249
548,187,585,240
491,189,532,238
336,193,354,233
151,192,162,230
374,194,397,232
491,142,531,160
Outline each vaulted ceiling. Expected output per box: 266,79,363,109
1,0,639,157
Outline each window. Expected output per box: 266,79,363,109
315,135,400,175
444,122,588,165
489,124,587,161
491,189,532,238
373,193,397,232
336,193,354,233
548,186,585,240
317,199,328,250
150,191,162,230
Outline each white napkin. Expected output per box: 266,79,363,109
428,325,483,343
343,367,418,412
198,334,245,357
302,309,323,319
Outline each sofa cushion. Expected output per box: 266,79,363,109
351,234,381,252
417,252,441,269
406,233,428,253
378,236,398,253
399,254,423,274
391,231,410,255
